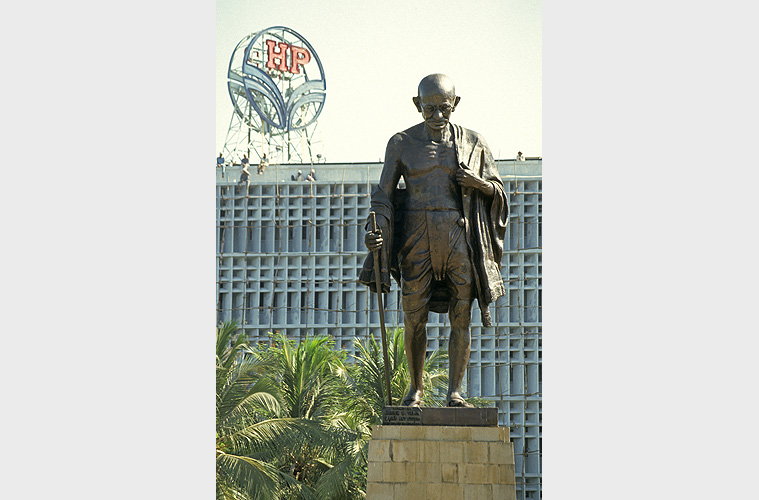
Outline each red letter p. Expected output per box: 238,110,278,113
289,45,311,74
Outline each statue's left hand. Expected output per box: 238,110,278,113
455,169,491,192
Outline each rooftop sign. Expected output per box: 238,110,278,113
227,26,326,132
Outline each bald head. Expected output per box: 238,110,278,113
412,74,462,134
417,73,456,99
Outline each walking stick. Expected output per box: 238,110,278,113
370,212,393,407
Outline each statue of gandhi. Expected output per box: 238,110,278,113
359,74,509,408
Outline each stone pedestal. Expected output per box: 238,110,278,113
366,424,516,500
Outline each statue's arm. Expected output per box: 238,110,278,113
365,134,404,252
377,134,404,195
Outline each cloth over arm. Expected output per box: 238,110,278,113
453,124,510,326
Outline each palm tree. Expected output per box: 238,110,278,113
217,325,453,500
343,328,450,425
216,322,314,500
260,333,368,499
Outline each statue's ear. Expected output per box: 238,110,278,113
452,96,461,110
412,96,422,112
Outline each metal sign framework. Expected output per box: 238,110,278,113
224,26,326,165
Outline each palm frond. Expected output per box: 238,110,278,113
216,472,250,500
216,452,281,500
268,333,348,420
218,391,282,430
220,417,322,456
344,328,449,418
313,454,354,500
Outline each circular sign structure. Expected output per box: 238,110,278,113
227,26,326,132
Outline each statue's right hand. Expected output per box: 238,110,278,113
365,231,383,252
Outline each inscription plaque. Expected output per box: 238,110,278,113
381,406,499,426
382,406,422,425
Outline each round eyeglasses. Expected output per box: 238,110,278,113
422,104,453,115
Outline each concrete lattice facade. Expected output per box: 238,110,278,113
216,160,542,499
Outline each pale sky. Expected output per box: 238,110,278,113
216,0,542,162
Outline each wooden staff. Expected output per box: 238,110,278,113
370,211,393,407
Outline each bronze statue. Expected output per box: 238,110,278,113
360,74,509,408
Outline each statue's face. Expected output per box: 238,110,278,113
418,91,456,132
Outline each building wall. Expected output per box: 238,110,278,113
216,160,542,499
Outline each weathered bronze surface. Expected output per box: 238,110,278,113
359,74,509,410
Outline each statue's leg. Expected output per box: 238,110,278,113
447,298,473,406
398,211,431,407
441,213,475,407
402,305,428,406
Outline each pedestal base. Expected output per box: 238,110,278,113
366,425,516,500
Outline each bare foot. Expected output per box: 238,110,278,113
447,392,474,408
402,389,423,407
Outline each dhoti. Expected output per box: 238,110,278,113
399,209,474,315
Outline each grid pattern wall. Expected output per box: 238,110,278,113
216,164,542,499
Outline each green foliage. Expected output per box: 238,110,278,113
216,323,450,500
343,328,449,425
216,321,299,500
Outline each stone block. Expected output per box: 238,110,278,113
425,482,443,497
446,426,473,441
370,425,384,440
497,464,516,485
368,439,391,462
441,462,459,483
470,426,504,442
398,425,427,440
398,481,428,498
366,481,393,500
492,483,518,500
419,440,440,462
372,425,401,440
439,441,464,463
487,464,500,484
383,461,414,482
367,460,383,483
440,482,464,500
464,483,492,500
423,425,446,440
464,441,489,464
461,463,489,484
391,439,419,462
415,461,441,483
489,441,515,465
